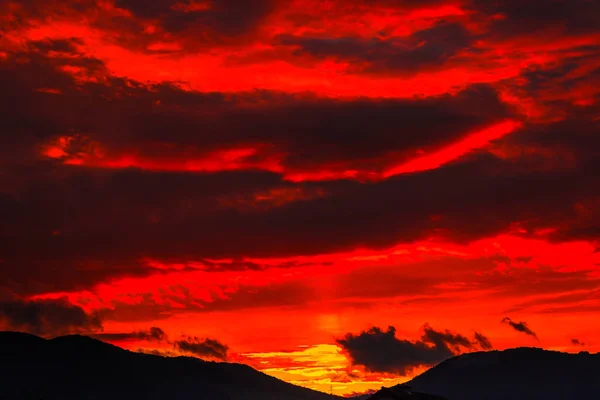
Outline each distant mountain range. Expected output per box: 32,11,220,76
404,347,600,400
1,332,598,400
0,331,340,400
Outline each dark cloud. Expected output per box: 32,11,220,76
0,44,511,170
571,338,585,346
502,317,539,341
0,0,96,31
114,0,176,18
422,324,473,352
504,49,600,122
29,37,85,53
137,326,167,341
163,0,276,36
91,327,166,342
2,141,599,296
0,297,102,337
90,326,230,360
3,135,599,296
114,0,276,39
277,22,472,75
336,325,474,374
470,0,600,37
174,336,229,360
1,30,600,299
474,332,494,350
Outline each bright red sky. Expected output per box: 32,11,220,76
1,0,600,396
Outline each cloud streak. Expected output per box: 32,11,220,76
174,336,229,361
502,318,539,341
474,332,494,351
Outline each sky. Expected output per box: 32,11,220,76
0,0,599,396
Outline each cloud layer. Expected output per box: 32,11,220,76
0,298,102,337
1,0,599,394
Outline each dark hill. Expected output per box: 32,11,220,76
366,386,447,400
404,347,600,400
0,331,341,400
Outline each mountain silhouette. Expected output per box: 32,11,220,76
3,333,597,400
0,331,340,400
401,347,600,400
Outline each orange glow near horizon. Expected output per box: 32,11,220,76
28,235,600,393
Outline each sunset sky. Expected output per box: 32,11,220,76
1,0,600,396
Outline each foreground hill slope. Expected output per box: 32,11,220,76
0,331,339,400
405,347,600,400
